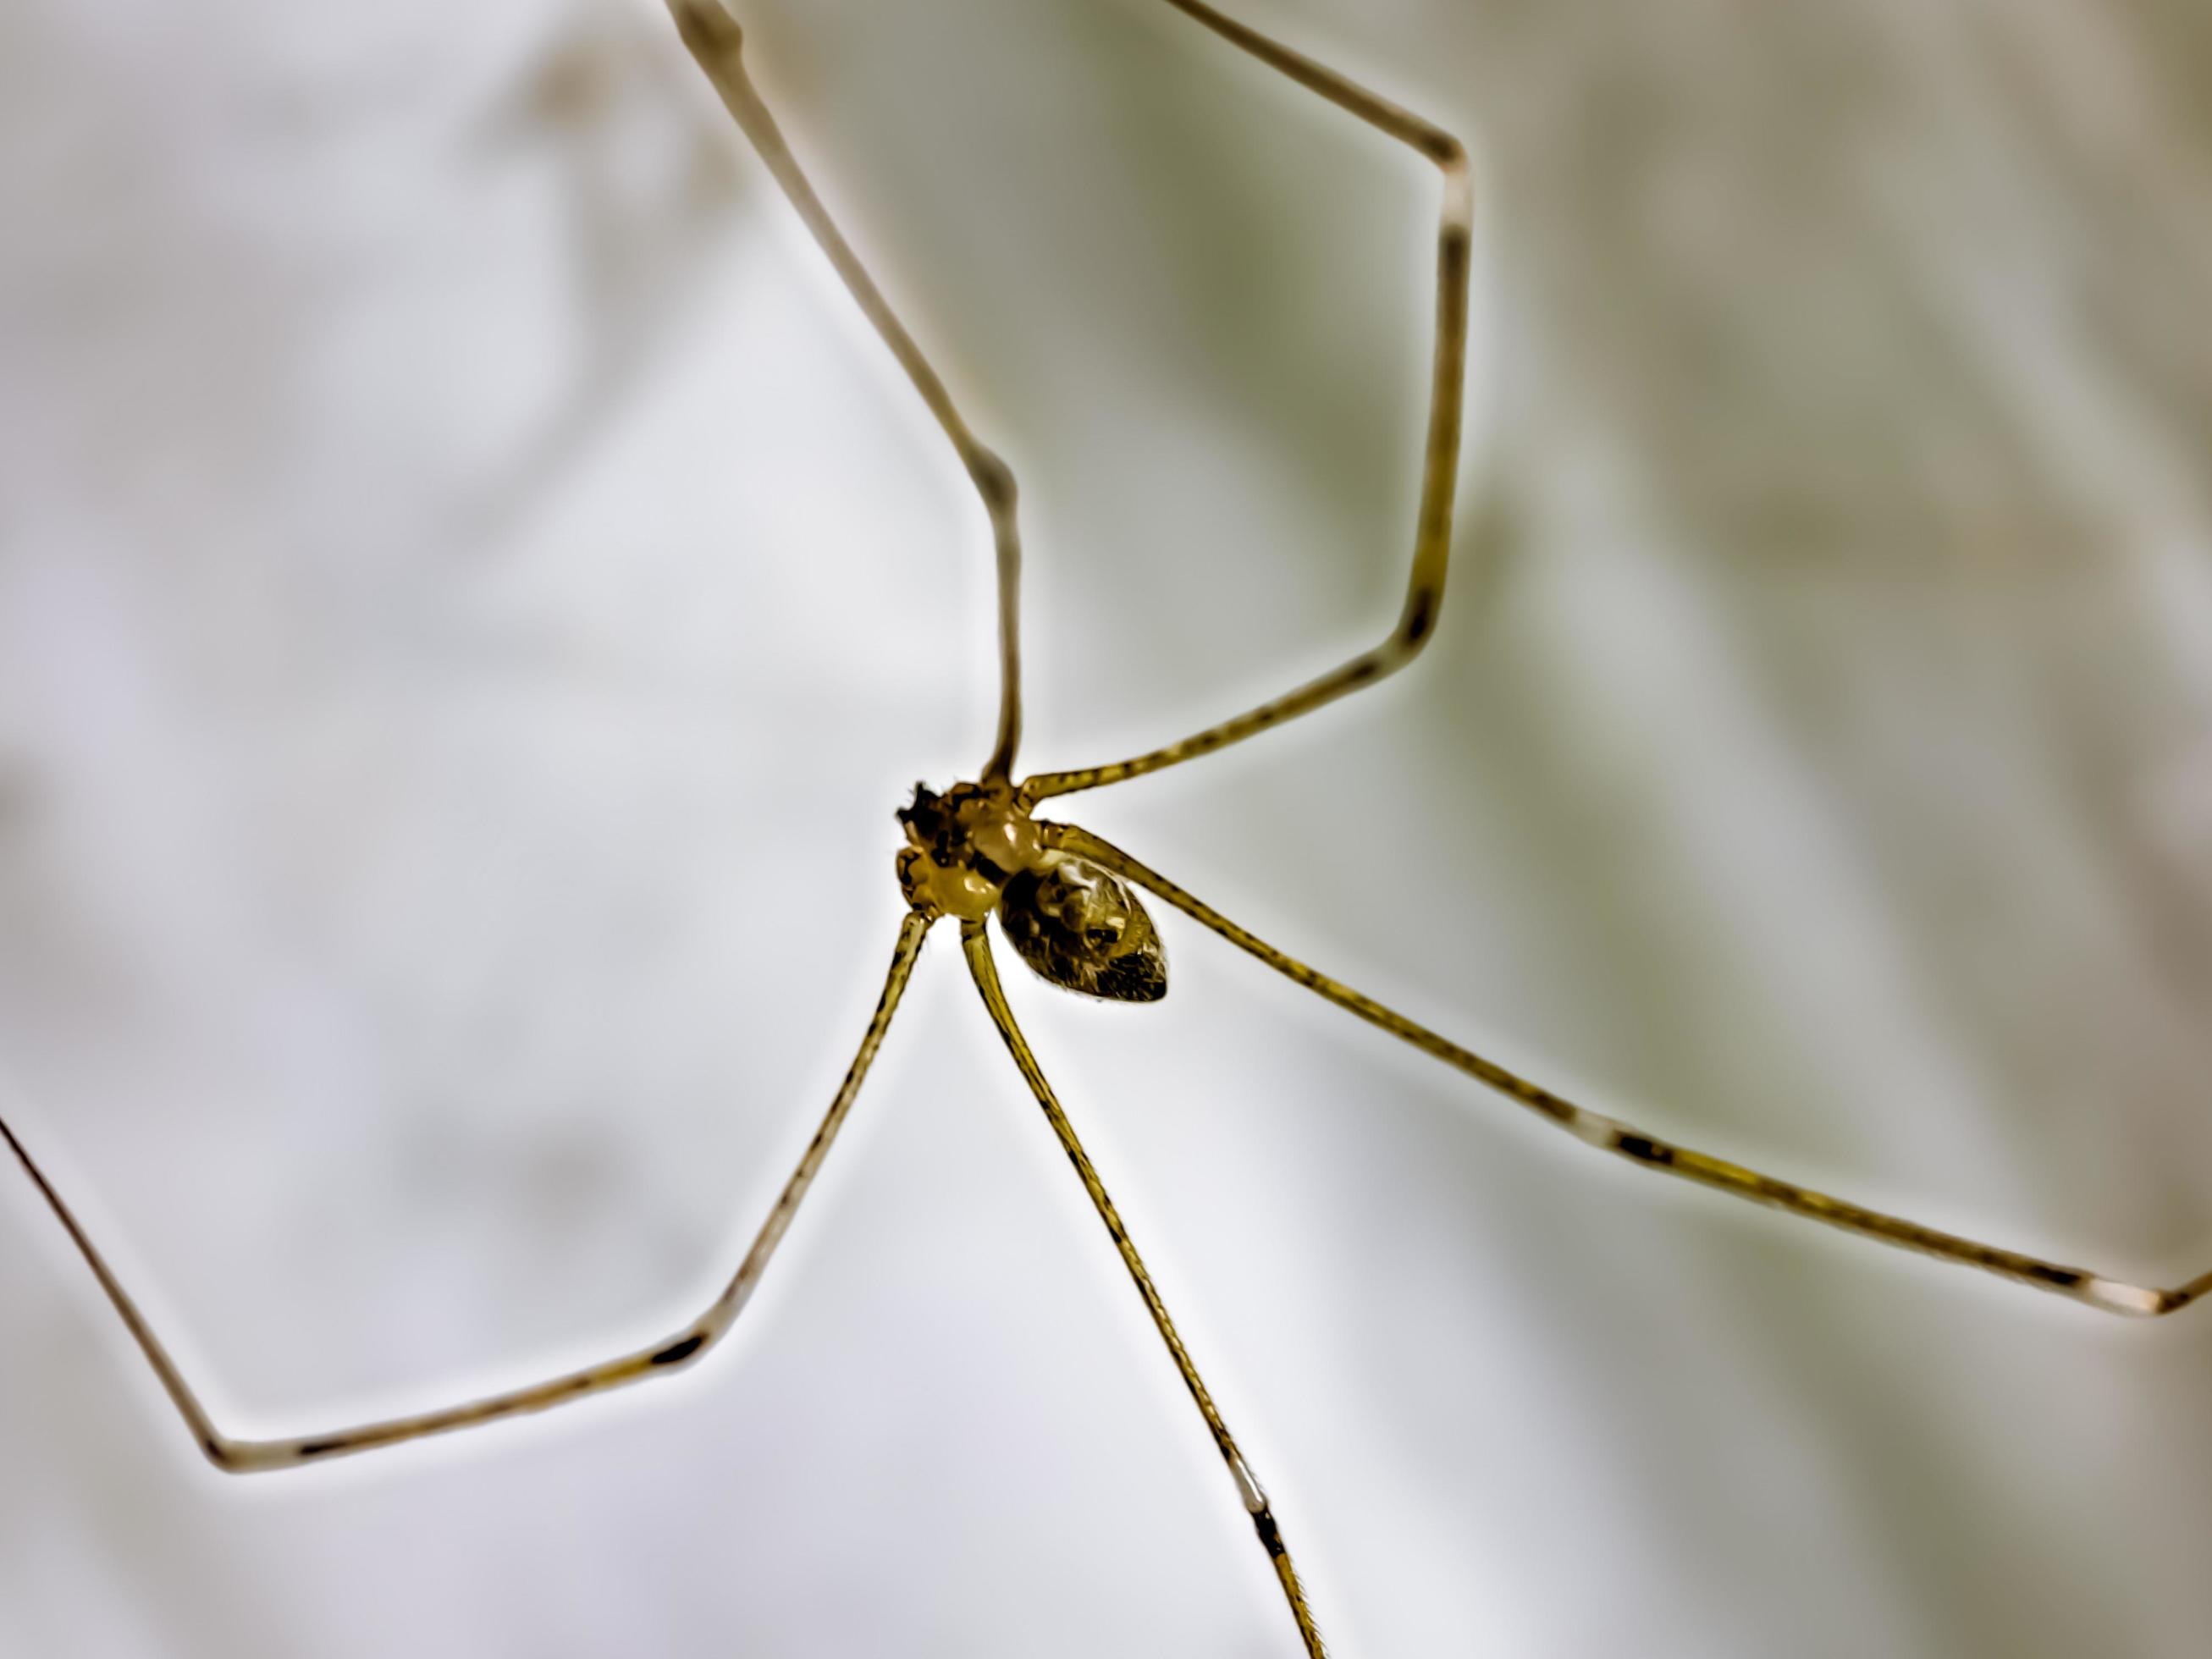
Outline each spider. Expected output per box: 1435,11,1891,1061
5,2,2209,1655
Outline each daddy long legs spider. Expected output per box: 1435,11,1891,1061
13,0,2212,1654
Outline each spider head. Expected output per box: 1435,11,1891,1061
894,780,1167,1003
895,780,1040,921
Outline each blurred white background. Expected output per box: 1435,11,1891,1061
4,1,2212,1655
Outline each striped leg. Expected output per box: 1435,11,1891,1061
665,0,1027,780
1018,0,1476,806
961,921,1327,1657
1049,824,2212,1320
0,912,932,1472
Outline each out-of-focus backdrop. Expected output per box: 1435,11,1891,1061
4,1,2211,1655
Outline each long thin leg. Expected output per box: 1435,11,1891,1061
665,2,1025,780
1018,0,1475,806
961,921,1327,1657
1050,824,2212,1319
0,912,933,1471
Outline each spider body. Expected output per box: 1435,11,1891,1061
897,781,1169,1003
996,858,1169,1004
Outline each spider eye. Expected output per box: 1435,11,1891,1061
996,862,1167,1003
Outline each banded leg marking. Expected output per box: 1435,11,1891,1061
1020,0,1476,805
1049,824,2212,1320
0,912,932,1471
963,920,1329,1658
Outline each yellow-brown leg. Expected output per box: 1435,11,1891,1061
665,1,1026,780
1050,824,2212,1319
0,912,932,1471
963,921,1328,1656
1018,0,1476,806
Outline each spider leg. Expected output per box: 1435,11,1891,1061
1051,824,2212,1320
1018,1,1475,806
0,912,932,1472
961,921,1327,1658
665,1,1026,780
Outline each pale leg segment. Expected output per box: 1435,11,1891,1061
0,912,933,1471
665,2,1025,780
1049,824,2212,1320
1018,0,1475,805
961,922,1328,1657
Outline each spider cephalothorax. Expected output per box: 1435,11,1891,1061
896,781,1167,1002
894,780,1037,918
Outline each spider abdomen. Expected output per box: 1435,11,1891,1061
996,858,1167,1003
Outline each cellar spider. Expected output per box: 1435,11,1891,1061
5,2,2211,1655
